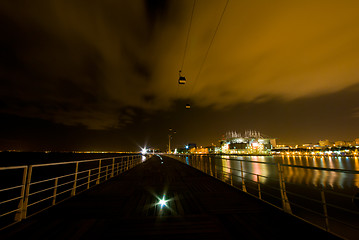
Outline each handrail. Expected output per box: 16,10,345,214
173,154,359,239
0,165,27,170
218,155,359,174
0,154,144,231
0,185,24,193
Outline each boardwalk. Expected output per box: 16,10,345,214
0,155,339,239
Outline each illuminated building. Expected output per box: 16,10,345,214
219,130,275,155
319,139,331,147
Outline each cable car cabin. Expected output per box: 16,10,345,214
178,76,186,84
185,104,191,109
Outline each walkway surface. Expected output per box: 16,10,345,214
0,155,340,239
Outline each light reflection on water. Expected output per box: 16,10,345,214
209,155,359,191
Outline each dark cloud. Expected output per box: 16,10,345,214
0,0,359,150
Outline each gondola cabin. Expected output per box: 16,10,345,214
178,76,186,84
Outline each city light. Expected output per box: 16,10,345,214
141,147,147,155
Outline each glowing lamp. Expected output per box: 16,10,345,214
141,147,147,155
158,195,169,209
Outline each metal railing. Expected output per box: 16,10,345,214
174,154,359,240
0,155,144,230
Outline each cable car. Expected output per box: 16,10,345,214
185,104,191,109
178,70,186,84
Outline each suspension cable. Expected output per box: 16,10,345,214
187,0,230,100
180,0,197,71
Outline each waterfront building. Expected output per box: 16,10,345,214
218,130,275,155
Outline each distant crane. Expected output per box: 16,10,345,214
168,128,176,153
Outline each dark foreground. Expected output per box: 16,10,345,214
0,155,340,239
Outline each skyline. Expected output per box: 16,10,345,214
1,0,359,151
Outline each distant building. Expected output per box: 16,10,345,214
218,130,275,154
319,139,331,147
334,141,347,147
186,143,197,149
190,146,209,154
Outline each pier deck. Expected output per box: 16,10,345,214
0,155,339,239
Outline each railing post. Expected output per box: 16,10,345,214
71,162,79,196
277,162,291,213
240,161,247,192
52,178,58,205
87,170,91,189
127,156,129,170
116,162,119,175
321,189,330,231
111,158,115,177
209,157,213,176
97,159,102,184
257,175,261,199
14,166,28,222
105,166,109,180
230,171,234,186
22,165,33,219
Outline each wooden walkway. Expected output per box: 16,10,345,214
0,155,340,239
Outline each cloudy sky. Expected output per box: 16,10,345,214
1,0,359,151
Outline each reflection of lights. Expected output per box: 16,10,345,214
222,144,229,153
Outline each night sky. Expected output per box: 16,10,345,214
1,0,359,151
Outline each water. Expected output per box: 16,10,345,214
179,154,359,239
184,155,359,193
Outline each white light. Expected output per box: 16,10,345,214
141,147,147,155
158,195,169,208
